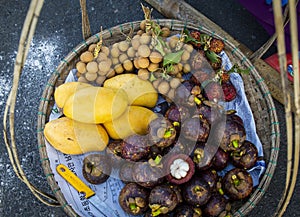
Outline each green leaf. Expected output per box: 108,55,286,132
183,29,201,45
154,36,166,56
163,50,184,66
227,64,250,74
205,50,220,63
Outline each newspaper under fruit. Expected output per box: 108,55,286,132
45,51,265,217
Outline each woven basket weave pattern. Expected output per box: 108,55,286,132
37,19,280,217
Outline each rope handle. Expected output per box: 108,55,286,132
2,0,93,207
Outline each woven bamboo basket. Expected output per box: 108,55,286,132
37,19,280,217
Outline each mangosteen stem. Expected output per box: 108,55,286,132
194,96,201,105
173,121,180,127
164,128,174,138
129,203,137,211
231,175,240,186
152,209,161,217
154,155,162,165
232,140,239,149
218,188,224,195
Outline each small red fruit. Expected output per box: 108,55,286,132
222,81,237,102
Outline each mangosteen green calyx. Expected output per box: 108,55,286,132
82,154,112,185
191,144,213,171
148,116,177,148
149,184,181,216
118,182,149,216
220,112,246,152
165,154,195,184
222,168,253,200
231,140,258,169
182,176,211,207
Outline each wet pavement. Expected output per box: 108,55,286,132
0,0,299,216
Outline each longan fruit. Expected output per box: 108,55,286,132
168,64,180,75
110,47,120,58
118,41,129,52
88,44,97,52
101,46,110,56
106,69,116,78
76,61,86,74
139,33,151,45
170,77,181,89
127,47,136,58
131,38,140,50
184,43,194,53
157,80,170,95
137,57,150,69
147,62,159,72
96,52,108,62
181,50,191,62
133,58,140,69
136,29,144,36
183,63,191,73
161,27,171,37
98,59,112,74
149,51,163,64
119,53,128,64
86,61,98,73
111,57,119,65
78,75,88,83
167,88,175,102
114,64,124,74
140,20,147,31
168,36,179,49
177,63,183,72
123,59,134,72
96,75,106,85
152,78,162,90
80,51,94,63
138,44,151,58
85,72,97,82
138,68,150,80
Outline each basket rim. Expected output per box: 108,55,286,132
37,18,280,217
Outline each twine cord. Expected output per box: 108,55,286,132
2,0,59,207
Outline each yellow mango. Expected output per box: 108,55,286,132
54,82,92,108
103,105,158,139
44,117,109,155
103,74,158,108
63,86,128,124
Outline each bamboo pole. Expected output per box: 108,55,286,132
144,0,295,111
272,0,296,216
2,0,60,206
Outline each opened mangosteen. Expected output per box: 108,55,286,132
165,154,195,185
181,116,210,142
173,204,202,217
119,161,134,183
203,193,228,217
220,113,246,152
119,182,149,216
148,116,177,148
191,143,213,171
212,147,229,171
182,176,211,207
121,134,150,161
82,154,111,185
149,184,181,216
222,168,253,200
132,157,165,188
231,140,258,169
